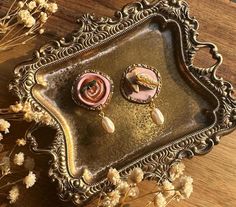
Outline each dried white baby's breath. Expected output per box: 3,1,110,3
0,119,10,134
13,152,24,166
170,162,185,180
16,138,27,146
27,1,37,11
154,193,167,207
40,12,48,23
8,186,19,204
117,181,130,195
162,180,175,197
47,3,58,13
107,168,120,185
176,176,193,200
17,10,36,28
23,171,36,188
17,1,24,8
9,103,23,113
128,167,144,184
108,190,121,206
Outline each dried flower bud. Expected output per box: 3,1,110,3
0,119,10,134
128,167,144,184
107,168,120,185
39,28,45,34
16,138,27,146
13,152,25,166
23,171,37,188
27,1,37,11
8,186,19,204
18,1,24,8
40,12,48,23
154,193,167,207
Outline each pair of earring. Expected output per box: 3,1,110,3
71,64,164,134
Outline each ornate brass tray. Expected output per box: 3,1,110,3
5,0,236,205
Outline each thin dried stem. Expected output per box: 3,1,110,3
0,178,23,190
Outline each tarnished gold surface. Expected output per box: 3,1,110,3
37,23,211,176
5,0,236,206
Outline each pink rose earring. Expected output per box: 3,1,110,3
121,64,164,125
72,70,115,133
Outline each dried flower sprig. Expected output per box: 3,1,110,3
8,101,52,125
0,0,58,51
0,121,37,204
96,162,193,207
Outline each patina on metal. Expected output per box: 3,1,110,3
1,0,235,206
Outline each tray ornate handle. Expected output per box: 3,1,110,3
0,0,235,206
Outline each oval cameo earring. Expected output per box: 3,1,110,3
72,70,115,133
121,64,164,125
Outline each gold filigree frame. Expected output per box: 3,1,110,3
2,0,236,205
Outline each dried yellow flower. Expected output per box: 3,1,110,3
13,152,25,166
47,3,58,13
0,119,10,134
128,167,144,184
40,12,48,23
8,186,19,204
154,193,167,207
170,162,185,180
16,138,27,146
23,171,36,188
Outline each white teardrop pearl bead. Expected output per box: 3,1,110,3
102,116,115,133
151,108,164,125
